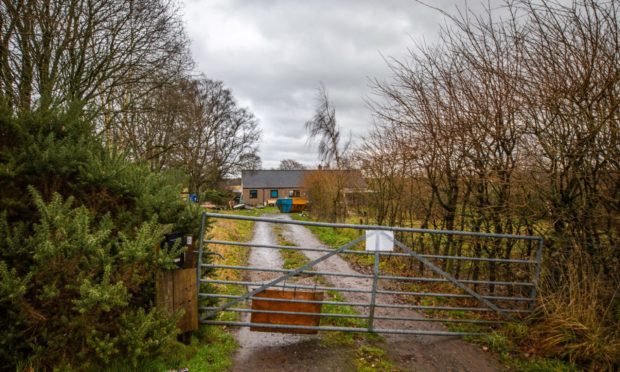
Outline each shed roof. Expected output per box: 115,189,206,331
242,170,306,188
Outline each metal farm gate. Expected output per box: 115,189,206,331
196,212,543,336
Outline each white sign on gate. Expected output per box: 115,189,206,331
365,230,394,252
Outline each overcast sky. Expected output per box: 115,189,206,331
180,0,487,169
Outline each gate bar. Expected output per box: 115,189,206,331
201,293,529,313
201,279,531,301
389,235,514,319
199,307,506,324
203,264,534,287
203,264,373,279
203,212,543,241
201,321,484,336
203,240,536,264
368,242,381,331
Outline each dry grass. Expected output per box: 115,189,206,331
530,255,620,370
204,218,254,293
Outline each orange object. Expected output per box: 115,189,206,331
250,289,324,333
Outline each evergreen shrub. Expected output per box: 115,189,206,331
0,107,202,370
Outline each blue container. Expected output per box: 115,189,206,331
276,198,293,213
276,198,307,213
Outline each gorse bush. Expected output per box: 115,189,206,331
0,107,202,370
0,105,199,232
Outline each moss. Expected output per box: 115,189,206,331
355,344,397,372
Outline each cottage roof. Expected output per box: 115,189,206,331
242,170,306,188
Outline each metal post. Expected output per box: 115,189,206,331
368,231,381,332
529,238,544,310
196,213,207,293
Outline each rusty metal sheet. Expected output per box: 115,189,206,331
250,289,324,334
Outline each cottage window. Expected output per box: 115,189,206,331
290,190,300,197
270,190,278,198
249,189,258,199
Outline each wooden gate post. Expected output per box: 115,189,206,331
155,268,198,331
155,236,199,342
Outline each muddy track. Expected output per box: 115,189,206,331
230,215,502,371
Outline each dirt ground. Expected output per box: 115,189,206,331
230,214,502,372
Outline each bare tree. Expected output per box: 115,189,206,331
278,159,306,170
355,121,416,226
239,153,262,170
355,1,620,366
514,0,620,271
365,0,620,285
305,83,350,169
0,0,190,116
174,78,261,194
305,83,352,221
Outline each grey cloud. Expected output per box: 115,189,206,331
182,0,491,169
